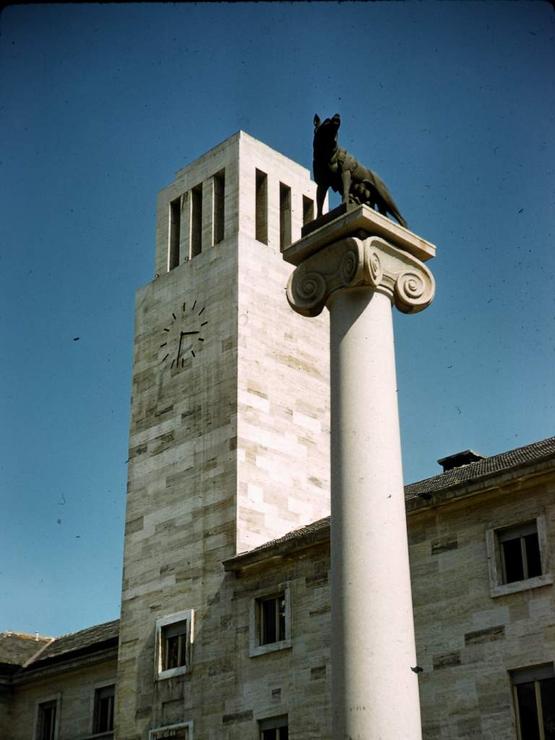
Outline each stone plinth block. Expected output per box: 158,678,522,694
285,203,436,266
287,235,435,317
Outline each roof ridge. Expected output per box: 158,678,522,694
0,631,53,640
52,617,120,641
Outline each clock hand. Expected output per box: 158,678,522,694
180,330,200,336
176,331,184,363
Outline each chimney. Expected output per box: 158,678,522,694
437,449,485,472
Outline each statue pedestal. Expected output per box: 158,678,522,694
284,206,436,739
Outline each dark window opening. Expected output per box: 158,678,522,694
93,684,115,733
499,521,542,584
259,716,289,740
162,620,188,671
213,170,225,244
280,183,292,250
255,169,268,244
261,730,288,740
191,185,203,257
258,593,286,645
169,196,181,270
37,700,57,740
303,195,314,226
511,664,555,740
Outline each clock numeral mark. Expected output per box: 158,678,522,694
198,306,205,316
201,321,208,327
163,327,170,332
181,358,185,368
160,342,167,348
170,359,176,369
161,353,169,363
192,300,197,311
172,313,177,321
182,302,186,313
198,338,204,342
191,350,196,358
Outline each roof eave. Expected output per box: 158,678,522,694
224,522,330,573
11,643,118,685
224,451,555,571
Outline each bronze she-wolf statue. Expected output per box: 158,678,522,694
313,113,407,228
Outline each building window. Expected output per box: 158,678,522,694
169,196,182,270
255,169,268,244
499,521,542,583
486,516,552,598
250,587,291,657
163,620,188,669
259,715,288,739
155,609,194,679
303,195,314,226
259,593,286,645
36,699,57,740
279,182,292,250
191,184,203,257
93,684,115,734
213,169,225,244
511,664,555,740
149,721,193,740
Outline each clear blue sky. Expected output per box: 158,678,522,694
1,2,553,637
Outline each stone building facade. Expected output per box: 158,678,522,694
1,622,118,740
1,133,554,739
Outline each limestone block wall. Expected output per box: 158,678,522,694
7,658,116,740
205,466,555,740
235,134,330,552
409,472,555,739
117,132,331,738
197,545,332,740
154,134,240,277
117,240,239,739
236,235,330,553
153,131,318,278
237,133,320,251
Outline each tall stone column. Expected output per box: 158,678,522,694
284,206,436,739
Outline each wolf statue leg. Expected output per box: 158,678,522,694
341,169,352,206
316,182,328,218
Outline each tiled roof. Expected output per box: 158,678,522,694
31,619,119,665
0,632,52,667
405,436,555,502
226,436,555,568
226,516,331,568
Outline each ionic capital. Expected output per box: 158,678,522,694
286,236,435,317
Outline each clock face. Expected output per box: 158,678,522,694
159,299,207,369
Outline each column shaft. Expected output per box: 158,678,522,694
329,287,422,739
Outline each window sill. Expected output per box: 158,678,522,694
150,722,193,740
490,573,553,598
157,665,189,680
250,639,292,658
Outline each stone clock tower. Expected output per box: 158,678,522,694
115,133,330,738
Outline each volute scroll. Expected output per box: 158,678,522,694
286,235,435,317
